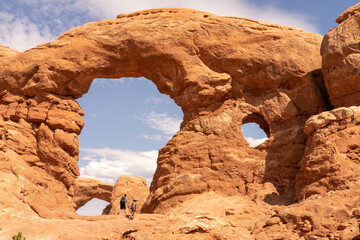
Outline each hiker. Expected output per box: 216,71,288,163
130,199,137,220
120,194,128,215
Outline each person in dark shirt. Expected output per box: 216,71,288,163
120,194,127,215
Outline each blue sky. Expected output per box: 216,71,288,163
1,0,358,215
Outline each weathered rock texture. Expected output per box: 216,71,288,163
0,5,360,240
0,119,78,219
73,177,114,211
108,175,149,215
297,106,360,200
322,2,360,108
336,3,360,24
0,8,327,217
72,175,149,215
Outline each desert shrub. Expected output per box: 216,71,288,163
11,232,26,240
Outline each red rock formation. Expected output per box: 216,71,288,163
1,4,360,239
0,45,19,60
0,8,326,217
321,2,360,107
0,119,77,219
252,182,360,239
73,177,114,211
108,175,149,215
296,106,360,200
336,3,360,24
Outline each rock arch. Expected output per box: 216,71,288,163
73,177,114,211
0,8,328,217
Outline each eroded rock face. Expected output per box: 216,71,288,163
0,45,19,60
108,175,149,215
321,2,360,107
0,8,327,217
0,3,360,239
253,182,360,239
0,120,77,219
73,177,114,211
296,106,360,200
336,3,360,24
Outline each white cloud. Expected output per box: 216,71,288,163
145,97,165,105
79,147,158,185
245,137,268,147
93,77,148,86
0,12,55,51
142,134,170,141
74,0,319,33
141,111,182,135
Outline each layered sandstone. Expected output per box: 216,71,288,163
0,119,77,219
0,45,19,59
0,8,326,217
336,3,360,24
296,106,360,200
0,4,359,240
108,175,149,215
252,182,360,239
321,2,360,107
73,177,114,211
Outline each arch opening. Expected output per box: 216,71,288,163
76,198,110,216
76,77,183,187
241,113,270,147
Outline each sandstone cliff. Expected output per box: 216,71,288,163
0,5,360,240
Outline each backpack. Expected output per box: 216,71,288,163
120,196,126,203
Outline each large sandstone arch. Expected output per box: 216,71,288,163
0,8,329,217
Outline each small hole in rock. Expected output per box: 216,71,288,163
241,113,269,147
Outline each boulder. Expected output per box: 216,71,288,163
336,3,360,24
109,175,149,215
296,106,360,200
321,2,360,107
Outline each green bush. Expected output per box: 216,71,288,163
11,232,26,240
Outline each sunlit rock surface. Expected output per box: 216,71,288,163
321,2,360,107
108,175,149,215
73,177,114,211
0,6,360,240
